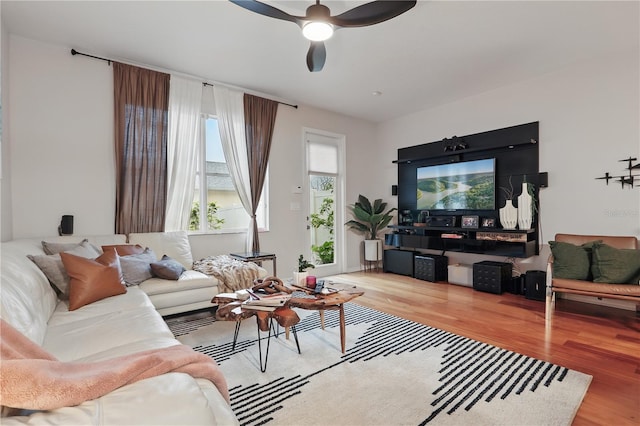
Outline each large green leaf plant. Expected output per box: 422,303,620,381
345,194,397,240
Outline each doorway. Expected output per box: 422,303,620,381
304,129,345,277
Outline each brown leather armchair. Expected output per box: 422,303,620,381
546,233,640,319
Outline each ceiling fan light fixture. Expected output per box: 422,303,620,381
229,0,418,71
302,21,334,41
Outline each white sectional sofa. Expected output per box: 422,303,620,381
0,232,248,425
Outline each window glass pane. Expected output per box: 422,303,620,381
189,183,200,231
189,116,267,233
309,143,337,174
310,175,335,265
206,119,224,162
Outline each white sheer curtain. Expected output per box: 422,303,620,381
213,86,255,252
165,76,203,231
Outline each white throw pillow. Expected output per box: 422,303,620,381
128,231,193,269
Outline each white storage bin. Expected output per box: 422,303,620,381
448,263,473,287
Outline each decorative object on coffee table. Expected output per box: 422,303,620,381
293,254,314,286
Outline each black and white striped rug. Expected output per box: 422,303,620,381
166,302,591,426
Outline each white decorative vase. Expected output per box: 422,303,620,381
364,239,382,261
293,271,308,287
499,200,518,230
517,182,533,230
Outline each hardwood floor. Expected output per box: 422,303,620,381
325,271,640,426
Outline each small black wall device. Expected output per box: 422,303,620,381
59,215,74,236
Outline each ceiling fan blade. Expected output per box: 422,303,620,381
306,41,326,72
331,1,417,27
229,0,302,24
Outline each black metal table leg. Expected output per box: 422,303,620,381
291,325,301,354
232,321,241,351
256,316,274,372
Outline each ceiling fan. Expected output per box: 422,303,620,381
229,0,417,72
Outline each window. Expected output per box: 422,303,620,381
190,116,268,233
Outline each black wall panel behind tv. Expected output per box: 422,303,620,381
395,122,539,218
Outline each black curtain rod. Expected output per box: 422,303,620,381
201,83,297,109
71,49,112,65
71,49,297,109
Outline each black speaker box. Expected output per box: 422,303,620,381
473,261,512,294
538,172,548,188
507,275,524,295
59,215,74,236
414,255,448,282
525,270,546,301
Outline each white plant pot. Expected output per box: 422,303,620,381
364,239,382,261
499,200,518,230
293,271,308,287
517,182,533,230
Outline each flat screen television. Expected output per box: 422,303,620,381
416,158,496,210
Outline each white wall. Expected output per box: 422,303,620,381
8,36,115,237
5,35,378,278
1,12,12,241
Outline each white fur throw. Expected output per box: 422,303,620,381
192,255,263,292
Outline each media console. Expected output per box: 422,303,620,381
386,224,537,258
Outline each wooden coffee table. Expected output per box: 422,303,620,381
287,283,364,353
212,295,300,372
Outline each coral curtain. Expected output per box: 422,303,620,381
113,62,170,235
165,76,203,231
243,94,279,253
213,86,254,252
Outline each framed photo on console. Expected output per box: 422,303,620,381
481,217,496,228
461,215,479,228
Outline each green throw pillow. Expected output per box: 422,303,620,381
549,240,601,280
591,243,640,284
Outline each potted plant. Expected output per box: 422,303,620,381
345,194,397,262
293,254,315,286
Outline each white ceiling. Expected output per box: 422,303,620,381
2,1,638,123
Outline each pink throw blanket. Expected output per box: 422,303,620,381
0,319,230,411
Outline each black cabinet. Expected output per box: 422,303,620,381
383,249,416,276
